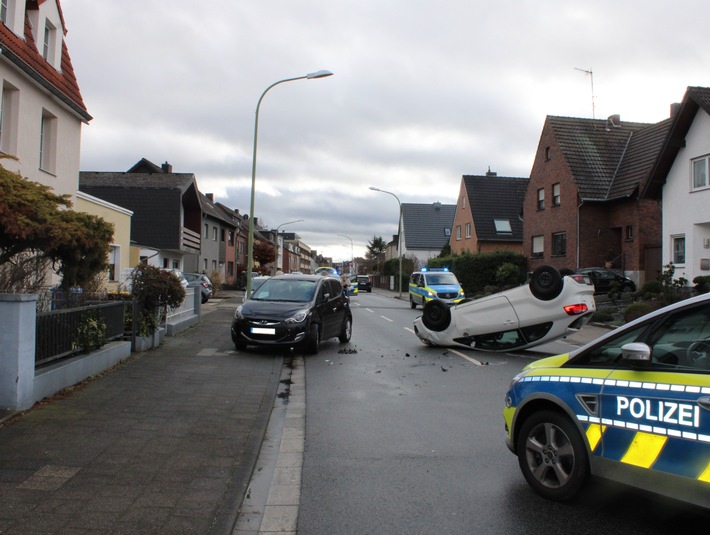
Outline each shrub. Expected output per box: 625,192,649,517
624,302,654,323
693,276,710,294
73,316,107,353
591,310,614,323
129,264,185,335
639,280,663,297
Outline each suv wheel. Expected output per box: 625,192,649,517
339,316,352,343
305,323,320,355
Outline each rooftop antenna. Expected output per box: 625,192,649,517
574,67,595,119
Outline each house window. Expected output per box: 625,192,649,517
227,261,234,276
692,157,709,190
42,19,58,66
537,188,544,210
672,235,685,265
552,183,560,206
172,260,179,269
163,258,169,268
461,196,466,209
212,227,217,241
465,223,472,238
212,260,217,270
0,1,8,25
228,230,234,245
203,258,208,271
444,227,451,237
39,109,57,174
532,235,544,258
552,232,567,256
456,226,461,240
220,228,225,242
203,223,209,238
0,82,19,155
108,245,118,281
494,219,512,233
626,225,633,241
545,147,551,161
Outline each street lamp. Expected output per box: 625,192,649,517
338,234,353,273
245,70,333,297
369,186,403,298
273,219,304,275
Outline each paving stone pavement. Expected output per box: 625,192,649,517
0,292,282,534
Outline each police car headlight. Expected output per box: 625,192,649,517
234,305,244,320
457,289,465,297
285,309,310,324
425,290,436,297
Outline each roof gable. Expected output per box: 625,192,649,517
462,175,528,241
401,203,456,250
643,86,710,198
0,0,90,121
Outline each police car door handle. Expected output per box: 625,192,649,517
699,396,710,410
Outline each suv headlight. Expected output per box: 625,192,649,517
234,305,244,320
285,309,310,324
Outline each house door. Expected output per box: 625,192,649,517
645,245,662,285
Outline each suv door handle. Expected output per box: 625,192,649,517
698,396,710,410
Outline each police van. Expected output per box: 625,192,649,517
503,291,710,508
408,267,465,308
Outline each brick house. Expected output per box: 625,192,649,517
643,87,710,284
523,114,672,286
451,171,528,255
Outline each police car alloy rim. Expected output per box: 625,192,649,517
517,410,588,500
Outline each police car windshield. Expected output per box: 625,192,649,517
427,273,458,285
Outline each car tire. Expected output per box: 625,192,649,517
410,296,417,309
422,300,452,332
516,410,589,502
305,323,320,355
338,316,352,343
529,265,564,301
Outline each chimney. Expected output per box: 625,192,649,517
433,201,442,211
607,114,621,129
670,102,681,118
486,166,497,177
206,193,214,202
161,161,173,173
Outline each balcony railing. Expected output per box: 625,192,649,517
182,226,201,254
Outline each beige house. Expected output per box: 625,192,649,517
75,192,132,292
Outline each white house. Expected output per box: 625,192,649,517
644,87,710,284
0,0,91,198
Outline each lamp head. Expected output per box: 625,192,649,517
307,70,333,79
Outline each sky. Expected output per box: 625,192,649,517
60,0,710,262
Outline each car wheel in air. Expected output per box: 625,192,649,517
339,316,352,343
516,410,589,502
305,323,320,355
529,265,563,301
422,300,452,332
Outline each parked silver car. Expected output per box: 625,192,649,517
183,272,213,303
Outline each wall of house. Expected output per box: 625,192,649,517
663,108,710,283
524,122,579,272
75,192,132,292
451,181,477,254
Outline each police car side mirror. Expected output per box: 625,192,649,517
620,342,651,362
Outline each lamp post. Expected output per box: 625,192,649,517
273,219,304,276
369,186,403,298
338,234,353,273
245,70,333,297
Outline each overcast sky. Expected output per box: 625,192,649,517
60,0,710,262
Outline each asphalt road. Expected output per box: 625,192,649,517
296,292,710,534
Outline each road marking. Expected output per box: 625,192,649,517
449,348,486,366
365,308,374,313
380,316,393,322
404,327,415,333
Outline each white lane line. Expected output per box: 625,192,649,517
449,348,485,366
365,308,374,313
380,316,393,322
404,327,415,334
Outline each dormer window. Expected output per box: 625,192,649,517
43,20,57,63
494,219,512,234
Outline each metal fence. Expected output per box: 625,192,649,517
35,301,126,367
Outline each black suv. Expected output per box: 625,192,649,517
356,275,372,292
231,274,352,354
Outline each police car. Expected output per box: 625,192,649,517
504,291,710,508
413,265,596,351
409,267,465,308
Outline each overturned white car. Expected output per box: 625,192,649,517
413,266,597,351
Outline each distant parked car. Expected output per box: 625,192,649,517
357,275,372,292
183,272,213,303
165,268,189,287
575,267,636,294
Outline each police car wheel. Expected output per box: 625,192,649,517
422,300,452,332
516,410,589,502
410,296,417,309
529,265,564,301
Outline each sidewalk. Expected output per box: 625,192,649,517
0,292,282,534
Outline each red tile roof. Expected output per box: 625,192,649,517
0,0,90,121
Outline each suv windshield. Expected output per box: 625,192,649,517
426,273,459,285
251,279,316,303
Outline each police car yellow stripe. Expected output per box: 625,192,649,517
585,423,605,451
621,432,667,468
699,462,710,483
